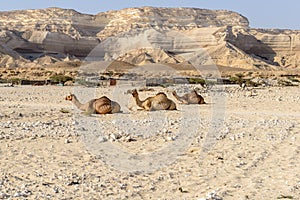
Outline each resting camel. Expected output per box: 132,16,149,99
172,89,206,104
131,89,176,111
65,94,121,114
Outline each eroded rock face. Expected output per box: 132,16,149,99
249,29,300,68
0,6,299,71
95,7,249,40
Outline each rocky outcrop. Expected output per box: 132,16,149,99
0,7,299,71
249,29,300,68
95,7,249,40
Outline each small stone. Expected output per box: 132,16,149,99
14,192,22,197
65,139,71,144
98,136,108,143
120,183,127,190
276,96,282,101
166,136,176,141
206,190,223,200
0,192,9,199
53,186,59,193
125,135,136,142
110,133,121,140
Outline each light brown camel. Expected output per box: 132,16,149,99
131,89,176,111
172,89,206,104
65,94,121,114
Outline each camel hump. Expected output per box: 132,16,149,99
92,96,113,114
94,101,112,114
99,96,111,101
156,92,166,96
155,92,168,100
96,96,112,104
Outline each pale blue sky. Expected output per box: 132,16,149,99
0,0,299,29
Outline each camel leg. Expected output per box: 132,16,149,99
180,99,189,104
168,101,177,110
143,100,152,111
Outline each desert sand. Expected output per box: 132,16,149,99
0,84,299,199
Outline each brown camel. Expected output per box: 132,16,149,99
65,94,121,114
131,89,176,111
172,89,206,104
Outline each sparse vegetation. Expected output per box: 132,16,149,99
229,76,244,86
188,78,206,85
287,76,300,83
9,78,21,85
278,80,295,86
50,75,74,83
188,78,216,88
228,73,262,87
159,83,173,88
277,194,294,199
60,108,70,113
75,78,90,86
245,79,261,87
74,78,103,87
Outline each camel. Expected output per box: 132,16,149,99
131,89,176,111
172,89,206,104
65,94,121,114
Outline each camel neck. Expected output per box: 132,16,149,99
134,94,144,107
72,96,85,111
173,92,181,100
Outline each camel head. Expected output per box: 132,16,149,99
131,89,138,97
65,94,75,101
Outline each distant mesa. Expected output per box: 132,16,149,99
0,6,299,79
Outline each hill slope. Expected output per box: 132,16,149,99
0,7,299,75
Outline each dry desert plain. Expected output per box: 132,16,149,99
0,84,300,199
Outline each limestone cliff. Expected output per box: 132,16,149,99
0,7,299,72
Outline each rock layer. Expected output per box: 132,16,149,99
0,7,299,71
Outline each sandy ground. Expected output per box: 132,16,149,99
0,84,299,199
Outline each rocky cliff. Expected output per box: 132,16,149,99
0,7,299,73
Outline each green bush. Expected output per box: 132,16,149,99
245,80,261,87
50,75,73,83
9,78,21,84
229,76,244,85
188,78,206,85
